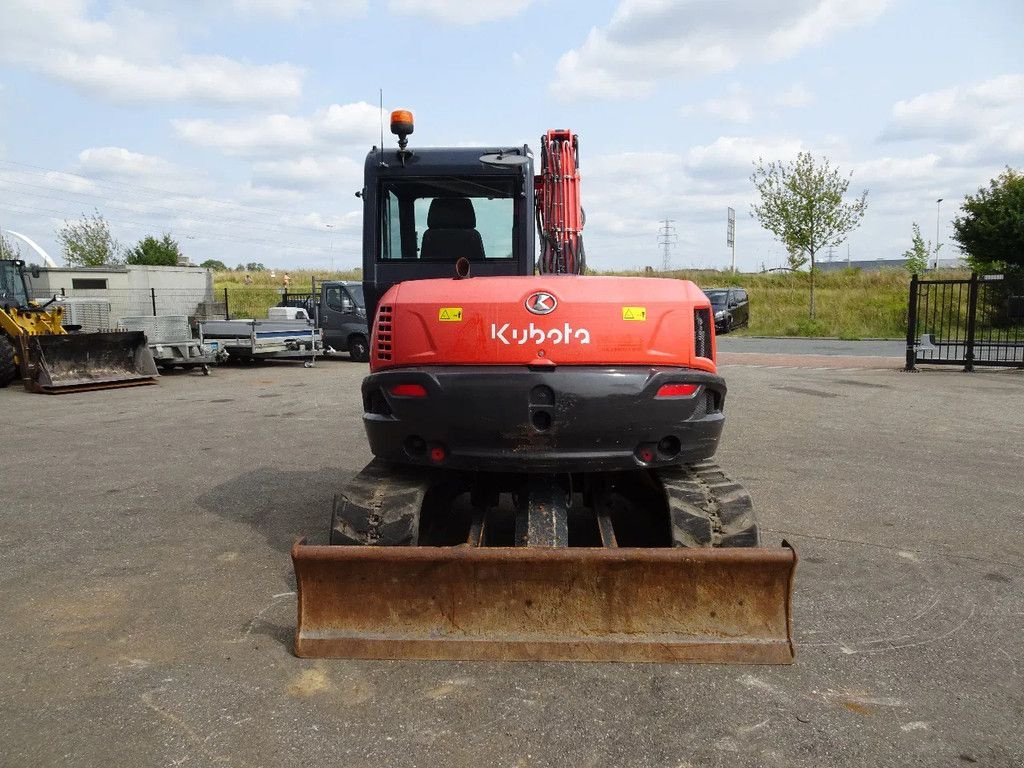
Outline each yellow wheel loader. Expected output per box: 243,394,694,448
0,259,159,393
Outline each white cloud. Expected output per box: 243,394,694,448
877,74,1024,190
175,115,314,156
551,0,890,100
252,156,363,190
44,54,302,105
231,0,366,19
174,102,381,157
776,83,813,109
41,171,100,196
0,0,303,105
882,74,1024,143
681,85,755,123
682,82,813,124
685,136,806,179
0,158,361,270
388,0,536,24
78,147,179,178
73,146,213,197
763,0,889,59
573,111,1022,271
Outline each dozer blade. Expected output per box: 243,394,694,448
28,331,159,393
292,542,797,664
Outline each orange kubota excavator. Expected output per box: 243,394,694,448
291,112,796,663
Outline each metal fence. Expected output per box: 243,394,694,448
906,273,1024,371
29,286,313,327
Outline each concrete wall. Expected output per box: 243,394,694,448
31,265,214,324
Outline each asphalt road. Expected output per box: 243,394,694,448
718,336,905,357
2,354,1022,767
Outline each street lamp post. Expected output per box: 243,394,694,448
934,198,943,270
325,224,335,272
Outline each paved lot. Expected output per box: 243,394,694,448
718,337,905,357
2,354,1022,767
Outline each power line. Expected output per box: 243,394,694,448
0,158,343,224
0,199,352,254
0,178,341,242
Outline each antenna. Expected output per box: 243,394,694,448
376,88,387,167
658,219,677,271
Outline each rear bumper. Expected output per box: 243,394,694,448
362,366,726,472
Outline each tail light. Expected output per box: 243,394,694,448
390,383,427,398
656,383,699,398
694,307,712,360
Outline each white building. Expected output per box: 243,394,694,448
30,265,215,325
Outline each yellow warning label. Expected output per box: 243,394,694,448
622,306,647,321
438,307,463,322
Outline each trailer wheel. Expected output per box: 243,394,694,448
348,335,370,363
0,336,17,388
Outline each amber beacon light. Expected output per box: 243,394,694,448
390,110,414,149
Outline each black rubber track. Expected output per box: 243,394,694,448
657,460,760,548
332,459,760,549
330,459,432,545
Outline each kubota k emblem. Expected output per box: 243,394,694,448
525,292,557,315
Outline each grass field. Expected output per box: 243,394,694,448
213,267,957,339
213,269,360,320
624,268,931,339
215,269,361,291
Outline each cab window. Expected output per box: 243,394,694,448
379,176,517,262
326,287,353,312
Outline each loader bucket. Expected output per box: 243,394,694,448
291,542,797,664
27,331,159,393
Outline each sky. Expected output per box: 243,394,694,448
0,0,1022,273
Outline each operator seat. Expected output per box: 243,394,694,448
420,197,486,261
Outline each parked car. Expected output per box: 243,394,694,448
702,288,749,333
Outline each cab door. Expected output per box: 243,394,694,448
321,285,359,350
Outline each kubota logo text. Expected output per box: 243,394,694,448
491,322,591,345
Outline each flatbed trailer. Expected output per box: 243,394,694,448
120,315,226,375
198,319,322,363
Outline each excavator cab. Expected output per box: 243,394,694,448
0,258,159,393
360,144,536,320
0,258,32,308
292,116,796,663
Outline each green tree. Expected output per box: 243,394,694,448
902,223,933,274
126,233,181,266
952,167,1024,274
751,152,868,318
58,210,121,267
786,245,809,271
200,259,228,271
0,232,21,260
245,262,266,272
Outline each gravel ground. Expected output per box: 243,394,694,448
1,355,1022,768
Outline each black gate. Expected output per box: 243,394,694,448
906,273,1024,371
